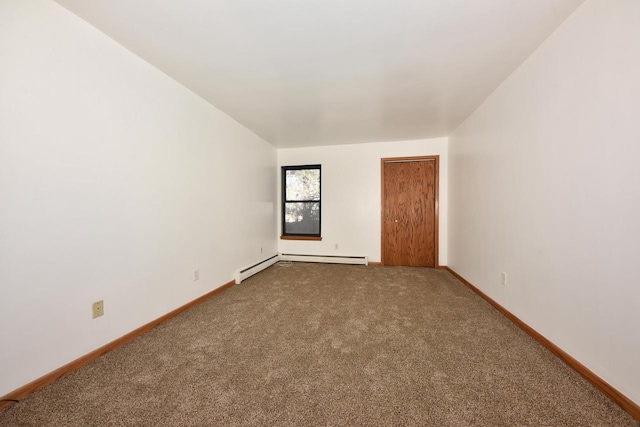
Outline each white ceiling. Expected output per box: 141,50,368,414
53,0,584,148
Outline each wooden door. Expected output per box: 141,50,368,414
382,157,437,267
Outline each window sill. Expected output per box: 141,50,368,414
280,236,322,241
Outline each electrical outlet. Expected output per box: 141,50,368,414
501,272,507,286
92,300,104,318
193,269,200,281
335,243,339,250
261,247,263,254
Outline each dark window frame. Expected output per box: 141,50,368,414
281,164,321,239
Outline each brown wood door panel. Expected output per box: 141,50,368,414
382,157,437,267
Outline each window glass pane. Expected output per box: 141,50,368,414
284,202,320,235
285,169,320,201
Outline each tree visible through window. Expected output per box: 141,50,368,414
282,165,321,237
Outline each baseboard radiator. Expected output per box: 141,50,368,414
235,254,280,284
279,253,368,266
235,253,369,284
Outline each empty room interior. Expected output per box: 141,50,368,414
1,0,639,425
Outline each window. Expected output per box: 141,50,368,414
281,164,321,239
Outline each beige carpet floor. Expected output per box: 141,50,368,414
1,263,637,426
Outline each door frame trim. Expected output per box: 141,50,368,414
380,155,439,267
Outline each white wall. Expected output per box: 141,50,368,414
278,138,447,264
0,0,277,396
448,0,640,405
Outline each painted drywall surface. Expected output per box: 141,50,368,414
278,138,448,264
448,0,640,404
0,0,277,396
